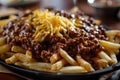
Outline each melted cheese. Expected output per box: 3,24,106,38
31,10,77,42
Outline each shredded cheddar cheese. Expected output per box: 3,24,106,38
30,10,79,42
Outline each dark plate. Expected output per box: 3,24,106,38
0,26,120,80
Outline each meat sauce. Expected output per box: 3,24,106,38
1,10,107,64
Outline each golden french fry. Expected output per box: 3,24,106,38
60,66,87,73
22,62,51,71
6,52,34,64
0,19,10,27
106,30,120,42
0,37,5,46
70,6,79,13
114,32,120,43
51,59,67,71
99,40,120,54
9,15,17,20
109,51,118,64
0,52,14,60
76,54,94,72
15,53,29,62
15,62,51,71
59,48,78,66
98,51,113,64
5,55,17,64
94,20,101,25
0,44,10,54
26,50,32,59
0,27,3,33
50,53,61,64
11,46,26,53
26,50,35,62
99,40,120,48
93,58,109,69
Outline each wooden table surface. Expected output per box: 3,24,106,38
0,0,119,29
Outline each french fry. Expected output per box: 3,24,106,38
6,53,34,64
6,53,28,64
26,50,35,62
114,31,120,43
76,54,94,72
27,63,51,71
0,44,10,54
15,62,51,71
50,53,61,64
15,53,29,62
11,46,26,53
21,62,51,71
99,40,120,48
5,55,17,64
60,66,87,73
0,52,14,60
51,59,67,71
98,51,113,64
26,50,32,59
99,40,120,54
106,30,120,42
59,48,78,66
0,28,3,33
109,51,118,64
70,6,79,13
94,20,101,25
0,37,5,46
93,58,109,69
0,19,10,27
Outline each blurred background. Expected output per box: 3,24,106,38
0,0,120,29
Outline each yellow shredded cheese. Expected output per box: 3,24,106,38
31,10,77,42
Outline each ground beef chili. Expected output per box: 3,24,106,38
1,10,107,67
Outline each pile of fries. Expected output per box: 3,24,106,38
0,9,120,73
0,36,120,73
